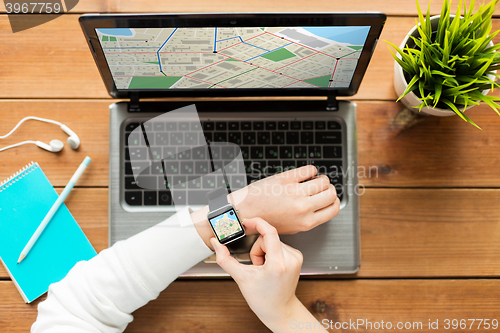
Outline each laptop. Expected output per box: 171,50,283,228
79,13,386,276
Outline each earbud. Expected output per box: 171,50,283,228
60,124,81,149
0,116,81,153
36,140,64,152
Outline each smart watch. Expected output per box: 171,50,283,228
206,186,245,244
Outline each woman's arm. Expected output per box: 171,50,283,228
31,207,213,333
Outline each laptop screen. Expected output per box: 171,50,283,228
95,27,370,91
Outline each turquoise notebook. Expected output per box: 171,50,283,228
0,162,97,303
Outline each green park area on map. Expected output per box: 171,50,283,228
261,48,296,62
304,75,331,87
129,76,183,89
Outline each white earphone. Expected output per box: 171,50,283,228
0,117,80,153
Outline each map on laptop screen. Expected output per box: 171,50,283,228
96,27,370,90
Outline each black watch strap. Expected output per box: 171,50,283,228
207,186,229,212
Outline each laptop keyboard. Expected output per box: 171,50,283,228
123,119,344,206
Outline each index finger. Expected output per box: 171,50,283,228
281,165,317,183
243,217,284,264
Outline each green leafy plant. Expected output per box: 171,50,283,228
387,0,500,128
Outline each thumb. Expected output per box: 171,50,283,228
210,238,244,280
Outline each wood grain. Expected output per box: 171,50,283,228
2,100,500,188
1,15,499,100
1,0,499,16
1,188,499,279
1,279,498,332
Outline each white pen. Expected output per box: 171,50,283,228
17,156,91,264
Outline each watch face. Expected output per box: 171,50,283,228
208,208,245,244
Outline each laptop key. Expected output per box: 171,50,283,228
291,121,301,130
251,146,264,159
202,122,214,131
228,132,241,145
241,122,251,130
184,132,198,145
280,146,293,159
221,146,235,159
128,147,147,160
323,146,342,158
286,131,299,144
253,122,264,130
300,132,314,144
243,132,256,145
180,161,194,174
192,146,208,160
187,176,202,189
315,131,341,144
195,161,210,174
191,122,201,131
214,132,227,142
163,147,176,160
303,121,313,130
204,132,213,143
265,121,276,130
216,122,227,131
328,121,341,130
294,146,308,159
272,132,285,145
153,122,165,131
267,160,282,174
265,146,279,159
166,122,177,131
144,191,157,205
228,122,239,131
257,132,270,145
179,122,189,131
240,146,249,159
125,191,142,206
278,121,289,130
155,133,169,145
125,122,140,132
159,191,172,205
171,190,186,205
126,132,142,146
142,122,153,132
170,132,183,145
296,160,308,168
308,146,322,159
315,121,326,130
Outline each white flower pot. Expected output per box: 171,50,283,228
393,15,493,117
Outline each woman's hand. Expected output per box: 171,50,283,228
211,217,327,333
231,165,340,234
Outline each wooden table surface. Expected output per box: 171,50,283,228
1,1,500,332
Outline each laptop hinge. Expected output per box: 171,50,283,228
129,93,140,112
326,91,339,111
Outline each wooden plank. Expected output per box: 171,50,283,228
2,100,500,188
1,15,499,100
107,0,500,16
1,188,499,279
0,188,108,278
1,279,499,332
356,101,500,187
0,0,109,13
2,0,493,16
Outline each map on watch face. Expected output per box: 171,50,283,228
96,26,370,90
209,210,242,240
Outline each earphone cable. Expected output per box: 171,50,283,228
0,141,38,152
0,117,62,139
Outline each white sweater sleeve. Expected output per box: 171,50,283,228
31,207,213,333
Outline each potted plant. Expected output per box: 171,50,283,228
387,0,500,129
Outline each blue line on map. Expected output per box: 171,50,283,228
157,28,178,72
214,27,217,52
217,36,241,42
242,42,269,52
244,42,293,62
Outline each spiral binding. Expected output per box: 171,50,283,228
0,162,38,192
